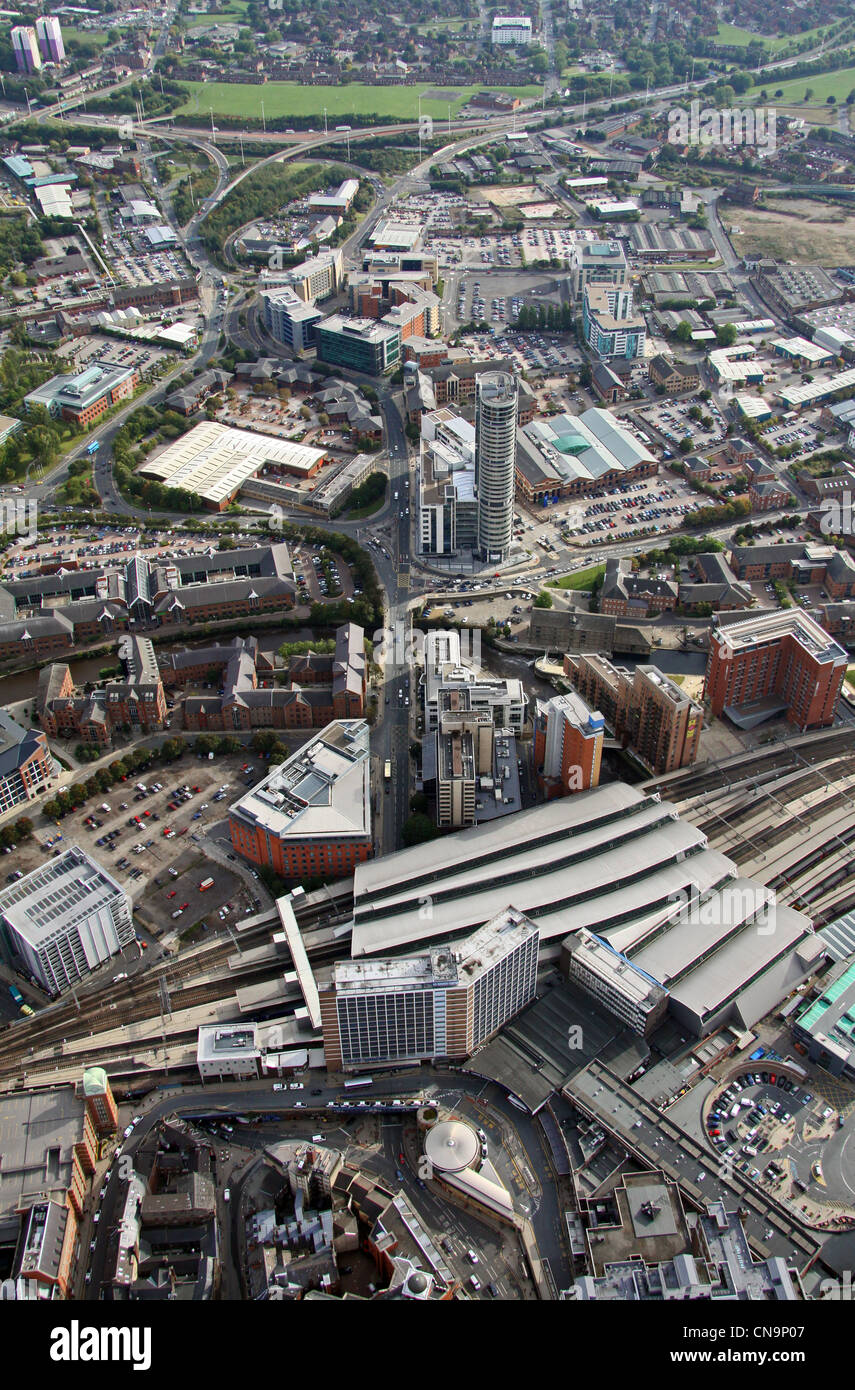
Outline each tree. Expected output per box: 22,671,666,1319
674,321,693,343
402,813,439,847
533,590,553,608
716,323,737,347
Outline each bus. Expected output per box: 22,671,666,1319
8,985,23,1005
384,759,391,788
343,1076,373,1090
199,877,214,892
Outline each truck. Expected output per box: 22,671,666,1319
8,984,23,1005
384,759,391,791
199,877,214,892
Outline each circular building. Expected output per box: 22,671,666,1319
423,1118,479,1175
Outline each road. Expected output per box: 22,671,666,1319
79,1067,574,1299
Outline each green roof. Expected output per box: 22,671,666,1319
554,433,589,455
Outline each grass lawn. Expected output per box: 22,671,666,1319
713,21,830,52
758,65,855,106
63,26,111,46
177,81,542,120
548,564,605,590
344,494,386,520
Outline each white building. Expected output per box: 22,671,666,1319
418,407,477,556
261,286,324,355
491,15,533,44
321,907,539,1068
0,847,134,994
196,1023,260,1080
476,371,518,562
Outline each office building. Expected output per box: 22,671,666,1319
417,407,477,556
279,247,343,302
582,283,647,360
570,239,628,299
35,15,65,63
308,179,359,216
24,359,138,427
11,26,42,72
82,1065,118,1136
434,709,494,828
261,286,324,355
0,847,134,995
705,610,848,730
475,371,518,562
422,629,527,735
572,1186,800,1300
196,1023,261,1080
533,691,604,799
491,15,533,44
228,719,371,879
316,315,401,376
320,907,539,1069
791,959,855,1079
0,708,56,813
563,929,668,1035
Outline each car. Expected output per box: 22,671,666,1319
167,890,176,898
180,902,189,910
273,1083,284,1092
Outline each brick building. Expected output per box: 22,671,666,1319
564,655,702,774
705,610,848,730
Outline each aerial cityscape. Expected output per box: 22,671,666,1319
1,0,855,1347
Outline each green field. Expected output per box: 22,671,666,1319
713,21,829,52
756,64,855,105
63,26,111,46
549,565,605,591
177,81,542,120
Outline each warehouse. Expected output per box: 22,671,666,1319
139,421,328,510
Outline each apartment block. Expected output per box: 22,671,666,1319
565,655,702,774
533,691,604,799
320,907,539,1069
705,610,848,731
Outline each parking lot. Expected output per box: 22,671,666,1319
705,1067,855,1214
54,332,173,383
14,755,270,942
638,397,728,455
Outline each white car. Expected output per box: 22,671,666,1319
273,1083,284,1092
123,1124,134,1139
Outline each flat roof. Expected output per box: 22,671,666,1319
0,845,126,948
713,608,847,665
230,719,371,844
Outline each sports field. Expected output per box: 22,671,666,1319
713,21,830,52
177,81,542,120
757,65,855,106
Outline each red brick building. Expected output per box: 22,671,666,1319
705,610,848,730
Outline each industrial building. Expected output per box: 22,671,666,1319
0,846,134,995
139,420,327,510
320,907,539,1069
791,959,855,1078
705,610,848,730
228,719,372,879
